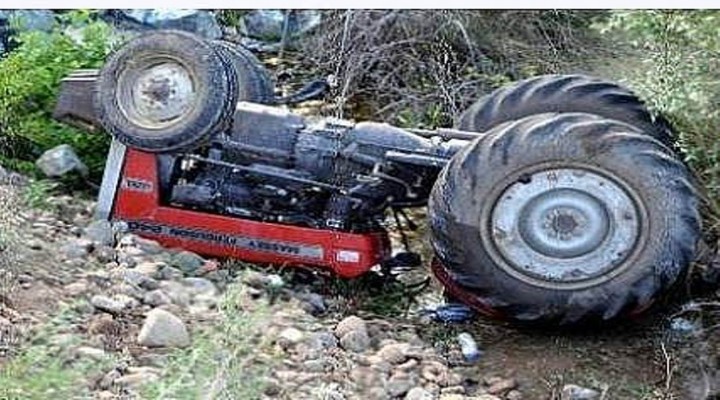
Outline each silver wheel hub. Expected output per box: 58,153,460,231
118,60,196,130
490,168,641,285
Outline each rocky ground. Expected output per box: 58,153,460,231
0,164,718,400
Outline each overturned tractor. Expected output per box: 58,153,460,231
56,30,701,325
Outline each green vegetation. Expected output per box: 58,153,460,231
0,11,114,181
140,283,279,399
596,11,720,229
0,300,119,399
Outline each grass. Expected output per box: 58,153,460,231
21,179,59,211
139,282,280,399
0,300,119,399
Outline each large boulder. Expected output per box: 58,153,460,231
101,9,222,39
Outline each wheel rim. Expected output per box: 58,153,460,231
117,56,197,131
489,167,642,288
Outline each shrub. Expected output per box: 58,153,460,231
596,10,720,229
0,10,115,182
297,10,605,128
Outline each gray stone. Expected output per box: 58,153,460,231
91,294,138,314
182,277,217,297
487,378,517,395
561,384,600,400
405,387,433,400
73,346,106,361
170,250,205,275
243,10,321,40
339,330,371,353
110,9,222,39
278,327,304,348
120,269,159,290
137,308,190,348
36,144,88,178
296,292,327,315
115,371,160,389
376,342,411,364
84,220,115,247
307,331,338,351
157,265,185,281
135,261,166,278
335,315,367,338
143,290,172,307
159,281,191,307
386,373,416,397
61,238,94,259
64,281,90,297
98,369,122,390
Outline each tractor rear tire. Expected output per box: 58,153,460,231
456,74,676,149
429,113,700,325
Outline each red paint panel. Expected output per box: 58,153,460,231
112,149,389,278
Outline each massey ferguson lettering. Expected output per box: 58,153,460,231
125,221,323,259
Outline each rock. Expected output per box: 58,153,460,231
440,385,465,395
120,269,160,290
137,308,190,348
561,384,600,400
61,238,94,259
135,261,166,278
376,342,411,364
296,292,327,315
278,327,304,347
115,371,160,389
170,250,205,276
386,372,416,397
421,361,456,387
405,387,434,400
103,9,222,39
487,378,517,395
143,290,172,307
133,236,164,255
339,330,371,353
36,144,88,178
27,239,43,250
84,220,115,247
98,369,122,390
159,281,191,307
307,331,338,351
74,346,106,361
157,265,185,281
64,281,90,297
439,395,464,400
182,277,218,297
506,390,523,400
335,315,367,338
91,294,138,314
243,10,321,40
302,358,326,373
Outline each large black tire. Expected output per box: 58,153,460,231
211,40,275,105
430,113,700,325
96,31,274,153
456,74,677,149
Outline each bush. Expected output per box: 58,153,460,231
596,11,720,229
297,10,605,128
0,10,115,182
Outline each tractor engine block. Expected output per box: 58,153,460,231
163,102,467,232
